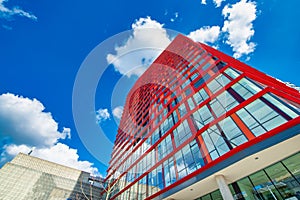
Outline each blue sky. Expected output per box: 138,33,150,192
0,0,299,176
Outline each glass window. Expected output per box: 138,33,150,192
172,110,179,124
237,99,287,137
178,103,187,118
156,114,162,125
188,97,196,110
147,171,155,196
224,67,240,79
163,157,176,187
191,72,198,81
201,125,230,160
161,115,173,135
190,139,205,169
142,137,151,153
219,91,239,111
192,105,214,130
249,170,282,200
152,128,161,145
210,98,226,117
201,194,212,200
236,108,266,137
263,93,299,119
235,177,261,200
220,117,248,147
173,120,192,147
194,74,211,89
207,74,231,94
232,78,261,100
212,61,227,72
245,99,287,131
282,153,300,184
182,79,191,88
185,88,192,96
148,165,163,195
145,150,155,171
175,140,204,180
193,88,209,106
157,134,173,161
210,91,239,118
196,56,206,66
182,145,196,173
129,183,137,200
202,62,212,71
265,162,300,199
138,177,147,200
175,150,188,179
211,190,223,200
229,153,300,200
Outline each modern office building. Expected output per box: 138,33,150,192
0,153,104,200
105,34,300,200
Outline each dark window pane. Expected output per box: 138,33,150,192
211,190,223,200
283,153,300,184
220,117,248,147
265,162,300,199
249,170,282,200
201,194,213,200
236,177,263,200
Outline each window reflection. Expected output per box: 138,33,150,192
195,153,300,200
201,125,230,160
232,78,261,100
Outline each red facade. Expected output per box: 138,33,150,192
105,34,300,200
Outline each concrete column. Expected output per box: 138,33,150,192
215,175,235,200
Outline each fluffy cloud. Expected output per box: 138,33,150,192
0,0,37,21
112,106,124,120
0,93,69,147
106,16,171,77
0,93,100,176
62,127,71,139
200,0,224,7
96,108,110,123
2,143,100,175
222,0,257,58
213,0,225,7
188,26,221,44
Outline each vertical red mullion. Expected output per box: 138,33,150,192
197,134,212,163
231,113,255,140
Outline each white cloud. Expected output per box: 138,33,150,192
0,93,70,148
2,143,100,176
188,26,221,44
62,127,71,139
96,108,110,123
0,0,37,21
112,106,123,120
213,0,225,7
200,0,224,7
106,16,171,77
0,93,100,176
2,144,31,157
222,0,257,58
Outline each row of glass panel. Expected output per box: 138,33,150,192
196,152,300,200
114,91,299,199
115,139,205,200
112,74,299,190
110,55,227,168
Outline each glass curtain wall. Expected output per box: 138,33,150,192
195,152,300,200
